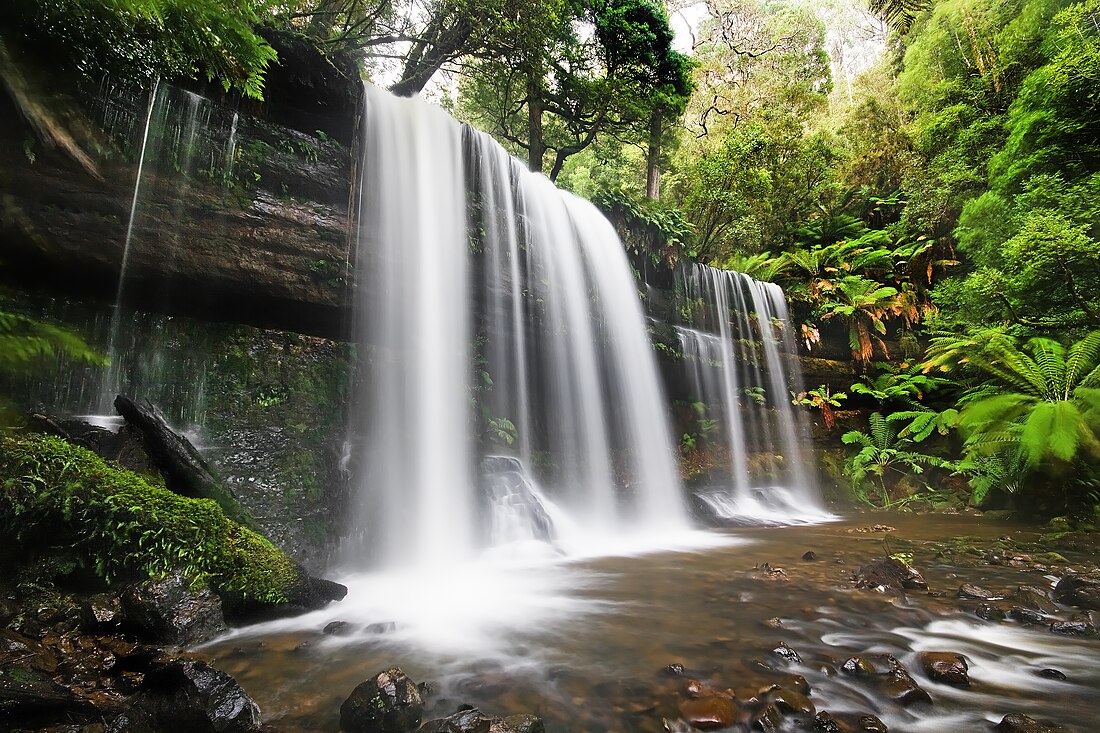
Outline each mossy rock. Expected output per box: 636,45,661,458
0,434,337,613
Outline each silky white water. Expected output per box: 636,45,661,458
344,85,691,573
677,263,828,521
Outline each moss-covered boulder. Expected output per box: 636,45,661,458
0,434,345,616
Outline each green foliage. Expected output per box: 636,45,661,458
4,0,278,98
842,411,952,505
794,385,847,430
0,434,302,604
593,189,693,265
0,308,105,374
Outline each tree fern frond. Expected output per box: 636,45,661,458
1065,331,1100,392
1026,337,1067,396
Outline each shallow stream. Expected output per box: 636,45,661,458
200,514,1100,731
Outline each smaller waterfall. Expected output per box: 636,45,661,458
677,263,827,522
96,85,240,417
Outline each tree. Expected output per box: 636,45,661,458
456,0,690,180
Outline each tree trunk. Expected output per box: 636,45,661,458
645,108,663,201
527,77,545,174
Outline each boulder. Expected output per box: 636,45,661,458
853,558,927,592
81,594,125,632
121,574,227,646
1052,575,1100,611
111,657,261,733
915,652,969,686
340,667,423,733
1049,620,1097,636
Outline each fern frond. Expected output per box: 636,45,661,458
1065,331,1100,392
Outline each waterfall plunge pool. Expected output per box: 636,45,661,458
197,514,1100,732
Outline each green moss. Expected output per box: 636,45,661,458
0,434,303,605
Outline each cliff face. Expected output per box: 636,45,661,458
1,93,354,337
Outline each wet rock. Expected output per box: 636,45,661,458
1008,608,1046,625
121,574,226,646
1009,586,1056,613
841,655,930,707
1035,668,1067,681
365,622,397,634
419,707,545,733
323,621,354,636
976,604,1007,622
770,643,802,665
678,695,739,729
663,663,686,676
853,558,927,592
957,583,997,600
994,712,1063,732
840,657,876,676
340,667,423,733
880,662,932,707
783,674,811,695
113,657,260,732
1049,620,1097,636
768,686,815,716
762,617,783,629
81,595,124,632
0,630,59,673
916,652,969,686
813,711,888,732
1052,575,1100,611
0,664,98,725
802,551,818,561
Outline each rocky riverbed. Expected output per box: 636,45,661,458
183,514,1100,733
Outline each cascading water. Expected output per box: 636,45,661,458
676,262,828,522
344,85,690,571
95,85,238,421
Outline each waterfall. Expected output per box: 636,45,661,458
676,263,827,522
344,86,689,569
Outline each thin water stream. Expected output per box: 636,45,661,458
200,514,1099,732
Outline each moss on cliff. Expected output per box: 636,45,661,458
0,433,303,605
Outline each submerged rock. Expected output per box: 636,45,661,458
957,583,997,600
340,667,423,733
678,695,739,729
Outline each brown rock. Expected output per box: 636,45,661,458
994,712,1063,732
916,652,970,686
854,558,927,592
678,696,738,729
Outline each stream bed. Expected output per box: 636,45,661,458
200,514,1100,732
